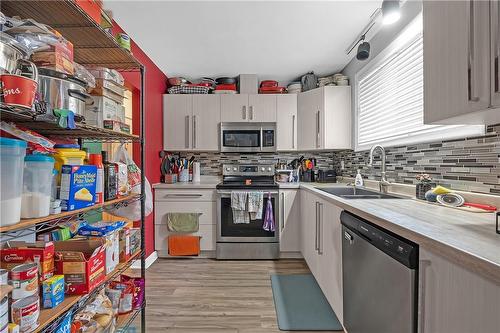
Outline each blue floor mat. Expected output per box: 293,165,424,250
270,274,343,331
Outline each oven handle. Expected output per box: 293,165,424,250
217,190,279,195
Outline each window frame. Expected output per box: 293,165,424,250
353,15,485,151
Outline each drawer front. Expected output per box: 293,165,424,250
154,201,216,225
154,189,215,202
155,224,215,251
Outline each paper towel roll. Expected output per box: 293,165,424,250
192,162,201,183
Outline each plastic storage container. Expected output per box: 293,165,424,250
21,155,55,218
52,144,86,181
0,137,27,226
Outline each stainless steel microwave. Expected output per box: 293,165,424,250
220,122,276,153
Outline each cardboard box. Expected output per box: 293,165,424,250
42,275,65,308
90,79,126,104
239,74,258,94
103,120,130,133
75,0,102,24
84,95,121,128
32,51,74,75
0,241,55,281
119,228,131,263
60,165,97,211
81,230,120,275
54,239,106,295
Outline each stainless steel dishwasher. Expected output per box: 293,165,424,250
341,211,418,333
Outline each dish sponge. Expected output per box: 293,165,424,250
432,185,452,195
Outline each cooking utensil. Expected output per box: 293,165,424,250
216,77,236,85
436,193,465,207
1,59,38,109
462,202,497,212
168,77,190,86
0,34,29,74
37,68,93,117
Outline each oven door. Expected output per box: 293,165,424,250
217,190,279,242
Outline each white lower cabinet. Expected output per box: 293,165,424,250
154,189,216,257
300,190,343,324
419,248,500,333
278,189,300,252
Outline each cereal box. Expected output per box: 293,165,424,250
60,165,97,211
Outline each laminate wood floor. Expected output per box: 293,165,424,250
142,258,342,333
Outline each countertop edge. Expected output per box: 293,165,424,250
299,185,500,285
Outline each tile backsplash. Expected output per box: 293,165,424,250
333,124,500,195
180,152,335,176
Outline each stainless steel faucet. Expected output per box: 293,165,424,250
368,145,391,193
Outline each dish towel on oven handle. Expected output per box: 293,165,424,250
231,191,249,224
263,192,275,232
248,191,264,220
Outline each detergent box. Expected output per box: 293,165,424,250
60,165,97,211
42,275,65,308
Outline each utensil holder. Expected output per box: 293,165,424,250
416,182,435,200
179,169,189,182
163,174,177,184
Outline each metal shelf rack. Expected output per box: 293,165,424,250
1,1,147,332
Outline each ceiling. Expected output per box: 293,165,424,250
106,0,381,84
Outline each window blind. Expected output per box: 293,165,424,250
356,32,484,151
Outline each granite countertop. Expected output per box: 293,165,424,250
300,183,500,284
152,178,499,282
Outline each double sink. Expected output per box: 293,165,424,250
316,187,404,199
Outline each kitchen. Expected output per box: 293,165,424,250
0,0,499,333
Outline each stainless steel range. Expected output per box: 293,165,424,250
216,164,280,259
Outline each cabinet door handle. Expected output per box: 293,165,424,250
468,1,480,102
418,259,432,333
164,194,203,198
192,115,197,149
318,202,323,255
242,105,247,119
315,201,320,251
316,111,320,148
281,192,285,232
185,115,190,148
292,114,296,149
494,1,500,94
249,106,254,120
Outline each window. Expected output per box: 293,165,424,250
354,15,484,151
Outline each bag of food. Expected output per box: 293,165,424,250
110,144,153,221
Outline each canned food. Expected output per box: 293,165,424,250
0,269,7,285
9,263,38,300
11,295,39,333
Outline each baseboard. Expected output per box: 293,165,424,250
157,250,215,259
280,251,303,259
131,250,158,269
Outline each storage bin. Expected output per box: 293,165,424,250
21,155,55,218
51,144,86,182
168,235,201,256
0,137,27,226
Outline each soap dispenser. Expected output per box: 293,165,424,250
354,169,364,187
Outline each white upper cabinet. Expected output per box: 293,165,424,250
163,95,220,151
248,94,277,122
298,86,352,151
276,94,298,151
220,94,249,122
424,0,499,124
221,94,277,122
192,95,221,150
163,95,192,151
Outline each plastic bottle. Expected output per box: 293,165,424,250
89,153,104,204
354,169,364,187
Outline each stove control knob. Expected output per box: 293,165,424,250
267,167,272,172
261,167,265,172
226,167,231,171
233,167,238,171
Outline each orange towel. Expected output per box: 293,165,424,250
168,235,201,256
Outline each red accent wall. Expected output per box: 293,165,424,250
113,24,167,257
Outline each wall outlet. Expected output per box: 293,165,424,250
341,160,345,170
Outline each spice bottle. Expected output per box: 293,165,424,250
89,153,104,204
102,151,118,201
